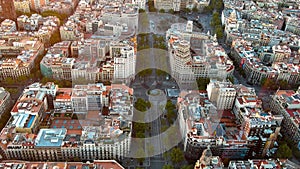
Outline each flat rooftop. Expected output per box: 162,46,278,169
35,128,67,147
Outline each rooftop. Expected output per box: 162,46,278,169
35,128,67,147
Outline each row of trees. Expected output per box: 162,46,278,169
16,10,37,17
210,12,224,39
137,33,150,51
16,9,68,25
49,30,62,46
153,34,167,50
261,78,296,90
204,0,224,13
134,98,151,112
137,34,167,50
276,136,300,159
40,11,68,24
132,98,150,138
227,53,247,78
163,147,185,168
40,77,72,88
165,100,177,124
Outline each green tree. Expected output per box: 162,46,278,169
170,148,184,165
159,9,165,13
16,10,35,17
166,100,176,110
138,69,152,77
261,77,277,90
181,165,194,169
215,25,224,39
139,9,146,13
192,6,199,13
278,79,289,89
196,77,210,90
49,30,61,46
183,8,191,13
41,11,68,24
215,0,223,11
134,98,151,112
136,132,145,138
4,77,15,85
168,9,175,14
227,76,234,84
162,165,174,169
161,125,168,132
136,148,145,165
276,143,292,158
18,75,28,84
166,109,176,124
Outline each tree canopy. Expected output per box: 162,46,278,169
41,11,68,24
170,147,185,164
276,143,292,159
134,98,151,112
49,30,62,46
210,12,223,39
148,0,157,12
196,77,210,90
162,165,174,169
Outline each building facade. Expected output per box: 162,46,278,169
271,90,300,148
0,0,17,22
0,83,133,161
0,87,11,118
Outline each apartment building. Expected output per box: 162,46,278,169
134,0,146,9
41,39,136,83
0,39,44,80
29,0,49,11
179,91,250,160
40,41,73,79
169,39,195,86
40,1,73,15
271,90,300,147
194,0,210,10
232,85,257,117
0,0,17,22
0,83,133,161
0,160,125,169
53,88,72,112
285,17,300,36
228,159,298,169
272,45,292,63
98,4,139,32
14,0,31,13
71,83,107,113
231,38,300,85
207,80,237,110
0,19,17,32
194,147,224,169
167,21,234,87
17,14,43,31
113,45,136,83
60,21,83,41
154,0,181,11
0,87,11,118
179,86,282,161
